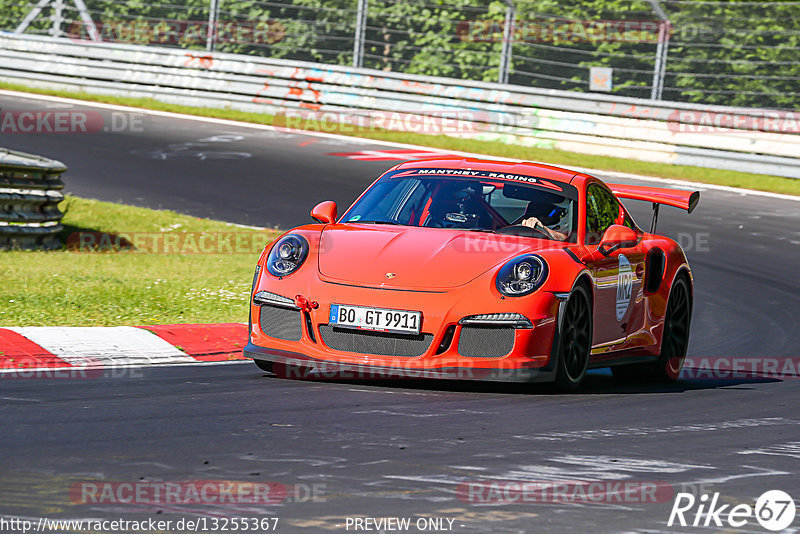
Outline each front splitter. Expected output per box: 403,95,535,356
244,343,555,383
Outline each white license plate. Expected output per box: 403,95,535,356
329,304,422,335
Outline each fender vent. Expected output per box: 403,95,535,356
645,248,665,294
458,325,515,358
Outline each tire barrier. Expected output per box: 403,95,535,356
0,147,67,250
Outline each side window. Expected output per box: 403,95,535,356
585,185,620,245
348,179,420,222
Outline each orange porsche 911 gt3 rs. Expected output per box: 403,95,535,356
244,158,699,391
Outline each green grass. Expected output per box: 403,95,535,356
3,80,800,196
0,196,282,326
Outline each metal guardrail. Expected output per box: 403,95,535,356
0,147,66,250
1,33,799,179
7,0,800,109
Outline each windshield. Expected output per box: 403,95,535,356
342,168,579,242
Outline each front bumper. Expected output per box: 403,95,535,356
244,277,563,383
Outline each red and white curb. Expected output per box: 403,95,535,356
0,323,248,374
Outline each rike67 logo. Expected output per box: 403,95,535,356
668,490,796,531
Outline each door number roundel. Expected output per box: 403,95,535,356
616,255,634,320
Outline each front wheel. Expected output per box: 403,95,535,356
553,285,593,393
266,361,314,379
254,359,312,379
253,359,274,373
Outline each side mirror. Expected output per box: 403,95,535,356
598,224,638,256
310,201,337,224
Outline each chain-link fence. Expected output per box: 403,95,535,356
3,0,799,109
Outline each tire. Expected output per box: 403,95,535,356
553,284,593,392
254,359,313,378
254,359,274,373
610,276,691,383
653,276,692,381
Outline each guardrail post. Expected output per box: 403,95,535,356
16,0,51,35
206,0,220,52
50,0,64,37
18,0,100,40
353,0,368,68
647,0,670,100
498,0,515,85
651,21,670,101
72,0,101,41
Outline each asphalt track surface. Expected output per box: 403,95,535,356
1,92,800,533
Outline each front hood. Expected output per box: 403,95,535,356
317,224,562,289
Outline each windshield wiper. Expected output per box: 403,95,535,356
466,228,498,234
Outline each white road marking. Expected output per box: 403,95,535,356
681,465,791,485
738,442,800,460
551,455,710,473
513,417,799,442
353,409,484,418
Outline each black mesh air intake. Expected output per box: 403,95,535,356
259,305,302,341
457,325,515,358
319,325,433,357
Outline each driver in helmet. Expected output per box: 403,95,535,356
520,202,570,241
428,183,491,228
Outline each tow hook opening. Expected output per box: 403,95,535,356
294,295,319,312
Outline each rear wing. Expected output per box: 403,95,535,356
607,183,700,233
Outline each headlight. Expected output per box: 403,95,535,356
266,235,309,277
496,254,548,297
